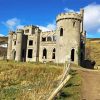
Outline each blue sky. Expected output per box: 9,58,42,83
0,0,100,38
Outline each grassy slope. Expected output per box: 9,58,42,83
0,61,63,100
56,70,81,100
86,38,100,66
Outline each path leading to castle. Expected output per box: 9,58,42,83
79,69,100,100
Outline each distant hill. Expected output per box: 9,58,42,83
0,37,8,56
0,37,8,45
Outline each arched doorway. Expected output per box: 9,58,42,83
12,50,16,60
43,48,47,59
71,49,75,61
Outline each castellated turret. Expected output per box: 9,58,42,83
56,9,84,64
15,29,24,61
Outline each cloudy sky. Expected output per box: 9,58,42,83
0,0,100,38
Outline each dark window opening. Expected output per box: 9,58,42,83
29,40,33,45
14,51,16,60
73,21,75,27
43,48,47,59
52,48,56,59
52,53,55,59
28,49,33,58
42,37,46,41
47,36,52,41
53,48,56,52
60,28,63,36
14,41,16,45
71,49,75,61
25,29,29,33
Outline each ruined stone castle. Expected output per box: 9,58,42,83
7,9,86,65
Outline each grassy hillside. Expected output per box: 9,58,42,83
0,37,8,45
86,38,100,66
0,37,7,57
0,61,63,100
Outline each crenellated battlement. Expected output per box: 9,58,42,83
9,31,15,35
56,12,83,22
24,25,38,28
16,29,24,33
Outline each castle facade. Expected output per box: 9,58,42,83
7,9,86,65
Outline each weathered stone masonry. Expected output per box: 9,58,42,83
7,9,86,65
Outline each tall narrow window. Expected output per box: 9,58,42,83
43,48,47,59
28,49,33,58
71,49,75,61
52,48,56,59
14,51,16,60
14,41,16,45
60,28,63,36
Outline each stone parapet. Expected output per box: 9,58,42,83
56,12,82,22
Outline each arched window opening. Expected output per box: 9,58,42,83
14,51,16,60
73,21,76,27
60,28,63,36
71,49,75,61
53,48,56,52
47,36,52,41
42,37,46,41
43,48,47,59
52,48,56,59
12,50,16,60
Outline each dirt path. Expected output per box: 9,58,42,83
79,69,100,100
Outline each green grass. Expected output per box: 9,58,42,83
0,61,63,100
56,70,81,100
0,61,81,100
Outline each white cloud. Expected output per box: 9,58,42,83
38,21,56,32
0,34,4,37
64,3,100,37
64,8,75,12
16,25,24,29
84,3,100,33
2,18,24,30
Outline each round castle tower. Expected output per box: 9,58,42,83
15,29,24,61
56,9,84,64
7,31,15,60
